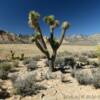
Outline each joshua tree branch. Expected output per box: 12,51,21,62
36,24,48,50
58,29,66,49
35,39,50,58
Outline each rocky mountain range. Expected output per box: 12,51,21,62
0,30,31,44
0,30,100,45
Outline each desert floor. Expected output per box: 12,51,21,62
0,44,96,59
0,44,100,100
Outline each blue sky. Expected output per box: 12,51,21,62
0,0,100,36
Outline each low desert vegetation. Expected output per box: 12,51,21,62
75,69,93,85
10,50,25,61
0,62,12,79
92,67,100,89
12,72,46,96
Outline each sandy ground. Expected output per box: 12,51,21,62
0,44,96,59
5,59,100,100
0,44,99,100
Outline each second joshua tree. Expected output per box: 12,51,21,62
28,11,70,72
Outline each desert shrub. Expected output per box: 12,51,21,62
64,57,76,69
0,70,8,80
92,68,100,88
78,56,88,63
55,57,64,67
88,60,99,67
0,62,12,79
12,72,46,96
75,69,93,85
26,61,38,71
0,62,12,71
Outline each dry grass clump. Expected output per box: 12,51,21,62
12,72,46,96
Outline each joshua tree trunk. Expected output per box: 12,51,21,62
48,51,57,72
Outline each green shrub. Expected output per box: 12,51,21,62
12,72,46,96
0,62,12,71
0,62,12,79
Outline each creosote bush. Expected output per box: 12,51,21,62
75,69,93,85
92,67,100,88
12,72,46,96
0,62,12,79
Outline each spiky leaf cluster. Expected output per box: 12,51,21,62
28,11,40,29
44,15,59,29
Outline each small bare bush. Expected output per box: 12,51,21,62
12,72,46,96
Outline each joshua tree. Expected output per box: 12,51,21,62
28,11,70,72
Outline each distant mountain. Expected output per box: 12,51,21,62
64,33,100,45
0,30,31,44
0,29,100,45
